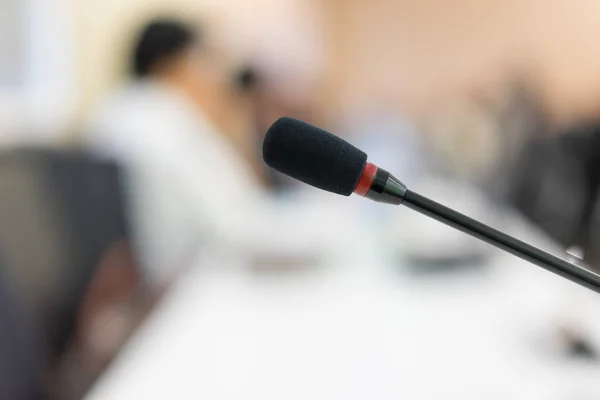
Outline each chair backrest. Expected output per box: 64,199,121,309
506,133,590,247
0,148,131,362
0,262,45,400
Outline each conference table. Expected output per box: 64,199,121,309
86,205,600,400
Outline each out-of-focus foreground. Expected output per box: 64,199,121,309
3,0,600,399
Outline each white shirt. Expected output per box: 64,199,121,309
86,81,276,284
85,81,346,285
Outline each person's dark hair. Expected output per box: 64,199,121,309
132,18,199,78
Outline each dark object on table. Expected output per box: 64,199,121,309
557,326,599,361
568,336,598,360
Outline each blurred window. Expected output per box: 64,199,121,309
0,0,75,141
0,0,24,86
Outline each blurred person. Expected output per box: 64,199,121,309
505,120,600,265
85,18,351,291
233,66,282,188
477,81,600,360
478,80,599,259
234,66,315,190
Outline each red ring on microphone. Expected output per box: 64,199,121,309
354,162,378,197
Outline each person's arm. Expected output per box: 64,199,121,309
87,100,340,274
121,107,268,247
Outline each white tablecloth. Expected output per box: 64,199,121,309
86,226,600,400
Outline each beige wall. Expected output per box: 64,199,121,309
71,0,600,128
70,0,324,135
71,0,213,118
322,0,600,122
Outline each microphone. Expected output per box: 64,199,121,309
263,117,600,295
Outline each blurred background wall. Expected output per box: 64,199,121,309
8,0,600,139
320,0,600,123
69,0,213,124
0,0,75,143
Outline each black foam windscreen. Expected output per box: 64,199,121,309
263,117,368,196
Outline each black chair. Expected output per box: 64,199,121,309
505,124,600,264
0,148,132,366
0,259,45,400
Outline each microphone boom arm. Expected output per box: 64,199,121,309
262,118,600,295
367,168,600,294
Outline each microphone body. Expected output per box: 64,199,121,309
353,163,406,205
263,117,600,295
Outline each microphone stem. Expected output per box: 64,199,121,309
402,190,600,295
